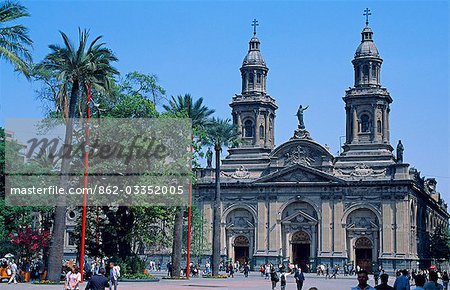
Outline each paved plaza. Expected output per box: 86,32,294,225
0,272,407,290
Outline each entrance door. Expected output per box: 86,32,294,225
233,236,249,265
355,237,373,273
234,246,249,264
291,231,311,272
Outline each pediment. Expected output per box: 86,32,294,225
270,139,334,168
256,164,344,183
282,210,318,224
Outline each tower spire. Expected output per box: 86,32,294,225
363,8,371,26
252,19,259,36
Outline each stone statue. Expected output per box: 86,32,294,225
396,140,404,163
206,147,213,168
296,105,309,129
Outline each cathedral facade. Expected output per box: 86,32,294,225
195,19,449,272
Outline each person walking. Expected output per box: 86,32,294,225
280,272,288,290
352,270,376,290
375,273,394,290
86,268,110,290
243,262,249,278
7,260,18,284
109,262,120,290
294,266,306,290
393,269,410,290
270,266,279,290
67,266,81,290
442,271,449,290
413,274,426,290
424,271,444,290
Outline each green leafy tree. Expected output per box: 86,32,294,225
163,94,214,277
36,29,118,281
430,224,450,266
202,118,240,276
0,0,33,78
121,71,166,105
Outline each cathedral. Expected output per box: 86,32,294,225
195,17,449,272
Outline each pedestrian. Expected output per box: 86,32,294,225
167,261,172,277
86,268,110,290
243,262,249,278
67,266,81,290
280,272,287,290
393,269,410,290
294,266,306,290
228,263,234,278
270,266,279,290
442,271,449,290
265,264,271,279
109,262,120,290
413,274,426,290
7,260,18,284
424,271,444,290
352,270,376,290
375,273,394,290
325,264,330,279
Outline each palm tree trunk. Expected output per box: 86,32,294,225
211,145,221,276
171,206,183,277
47,80,79,281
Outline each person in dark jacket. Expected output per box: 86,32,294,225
375,273,394,290
86,268,110,290
294,266,305,290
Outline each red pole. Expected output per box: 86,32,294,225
80,83,91,282
186,135,193,278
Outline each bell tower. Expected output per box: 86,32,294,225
223,20,278,172
337,9,395,166
230,19,277,149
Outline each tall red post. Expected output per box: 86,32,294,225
79,83,91,282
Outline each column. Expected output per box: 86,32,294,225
254,110,259,145
386,108,390,142
333,200,345,254
237,113,242,136
381,201,393,255
382,107,387,143
352,107,358,142
204,202,213,250
256,199,267,251
264,111,269,148
269,200,281,252
321,200,332,253
395,199,409,255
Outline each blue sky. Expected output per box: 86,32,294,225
1,1,449,198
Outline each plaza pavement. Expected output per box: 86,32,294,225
0,272,407,290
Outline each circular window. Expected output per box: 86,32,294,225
68,211,76,219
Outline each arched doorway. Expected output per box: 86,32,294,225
355,237,373,273
291,231,311,271
234,236,249,265
224,207,255,264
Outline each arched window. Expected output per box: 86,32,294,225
259,124,264,139
377,120,382,133
249,73,254,84
244,120,253,137
372,64,377,80
257,73,262,84
361,114,370,133
363,65,369,81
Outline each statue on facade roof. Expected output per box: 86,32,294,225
206,147,213,168
396,140,404,163
296,105,309,129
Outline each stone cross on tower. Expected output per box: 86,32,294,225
363,8,371,26
252,19,259,35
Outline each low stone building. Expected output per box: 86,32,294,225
195,18,449,272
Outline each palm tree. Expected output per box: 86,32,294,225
163,94,214,277
203,118,240,276
163,94,214,128
37,29,118,281
0,1,33,78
